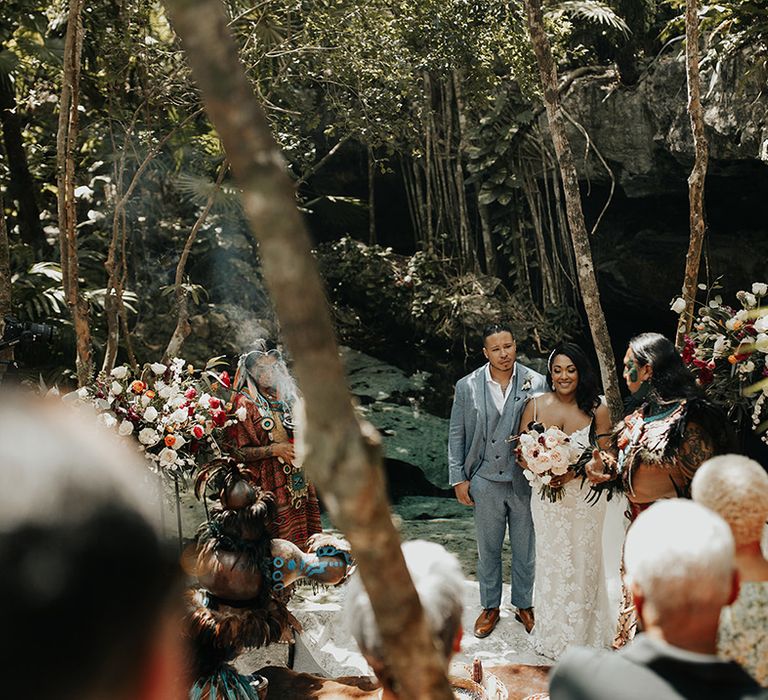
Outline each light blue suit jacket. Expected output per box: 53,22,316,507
447,362,547,488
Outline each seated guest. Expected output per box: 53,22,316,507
548,500,768,700
344,540,463,698
692,455,768,686
0,395,187,700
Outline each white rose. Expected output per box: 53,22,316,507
198,393,211,409
171,395,186,408
143,406,159,422
754,316,768,334
77,387,89,399
171,408,188,424
755,334,768,353
110,381,123,395
110,366,129,380
159,386,173,399
236,406,247,422
743,292,757,309
670,297,687,314
138,428,160,446
158,447,178,468
118,419,134,436
98,413,117,428
172,434,186,449
150,362,167,375
752,282,767,297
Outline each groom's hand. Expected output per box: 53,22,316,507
454,480,474,506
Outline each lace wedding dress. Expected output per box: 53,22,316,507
530,424,615,659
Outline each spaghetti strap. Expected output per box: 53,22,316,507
532,395,538,422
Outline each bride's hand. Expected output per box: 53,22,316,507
549,471,575,489
585,448,614,484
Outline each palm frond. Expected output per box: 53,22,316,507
546,0,630,37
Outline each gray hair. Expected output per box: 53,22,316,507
344,540,464,675
624,499,735,616
692,454,768,548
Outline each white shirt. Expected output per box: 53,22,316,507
484,363,515,414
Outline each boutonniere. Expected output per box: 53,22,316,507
521,374,533,393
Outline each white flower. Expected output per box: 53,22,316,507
171,407,188,424
198,393,211,409
171,395,186,408
752,282,767,297
713,335,730,358
96,398,112,410
740,361,756,374
670,297,687,314
110,366,129,380
236,406,247,422
172,434,186,449
143,406,159,422
540,474,552,485
158,447,178,468
77,387,89,399
743,292,757,309
118,419,134,436
708,295,722,309
150,362,167,375
754,316,768,334
98,413,117,428
138,428,160,446
523,470,535,483
110,381,123,395
755,334,768,353
141,394,152,406
159,386,173,399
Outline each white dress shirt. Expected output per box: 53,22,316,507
484,363,515,414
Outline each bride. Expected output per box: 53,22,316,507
517,342,615,659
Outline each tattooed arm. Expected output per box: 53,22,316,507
673,422,715,495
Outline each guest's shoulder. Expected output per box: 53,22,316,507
550,646,632,698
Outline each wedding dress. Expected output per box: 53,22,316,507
529,423,616,660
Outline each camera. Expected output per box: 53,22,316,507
1,315,56,349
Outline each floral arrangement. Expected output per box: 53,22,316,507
672,282,768,444
516,424,584,502
71,357,245,476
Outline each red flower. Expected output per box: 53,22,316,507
192,425,204,439
220,371,231,388
185,387,197,400
209,397,221,410
212,409,227,427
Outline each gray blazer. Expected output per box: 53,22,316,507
447,362,547,487
549,634,768,700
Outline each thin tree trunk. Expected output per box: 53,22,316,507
367,148,376,245
423,73,434,252
0,192,13,383
161,1,454,698
676,0,709,348
524,0,623,421
0,73,48,252
164,159,228,361
56,0,92,387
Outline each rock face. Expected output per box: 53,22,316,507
534,53,768,321
557,53,768,198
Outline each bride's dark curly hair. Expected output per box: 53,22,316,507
629,332,703,401
547,342,602,416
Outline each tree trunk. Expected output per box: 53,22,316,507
367,147,376,245
524,0,623,421
56,0,92,387
161,1,454,698
0,73,48,252
675,0,709,349
164,159,228,361
0,192,13,383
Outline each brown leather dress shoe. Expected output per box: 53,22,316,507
515,606,535,634
474,608,500,638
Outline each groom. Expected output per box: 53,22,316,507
448,323,547,639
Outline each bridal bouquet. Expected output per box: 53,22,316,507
516,424,584,502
